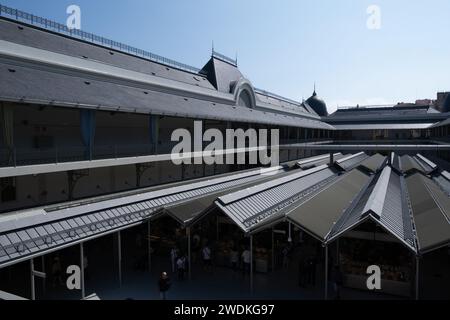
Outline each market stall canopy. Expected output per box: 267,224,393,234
296,153,345,170
327,166,416,252
357,153,387,174
0,165,286,269
406,173,450,253
335,152,370,172
285,168,371,240
215,165,340,233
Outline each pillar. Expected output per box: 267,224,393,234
80,243,85,299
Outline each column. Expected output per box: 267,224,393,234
80,243,85,299
117,232,122,287
30,259,35,301
250,235,254,294
324,245,328,300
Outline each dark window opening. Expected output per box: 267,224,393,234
1,178,16,203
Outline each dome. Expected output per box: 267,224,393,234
306,90,328,116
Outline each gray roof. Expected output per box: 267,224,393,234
0,18,215,89
328,166,416,251
285,168,371,240
296,153,345,170
405,173,450,253
215,165,339,233
0,16,323,121
357,154,387,173
332,123,435,130
0,59,332,129
430,117,450,128
400,155,437,175
163,168,295,226
0,165,287,268
335,152,370,171
433,171,450,196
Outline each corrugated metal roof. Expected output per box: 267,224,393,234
215,165,339,233
433,171,450,196
405,173,450,253
285,168,371,240
164,168,295,226
0,165,287,267
357,153,387,173
296,153,345,170
335,152,370,171
321,166,417,251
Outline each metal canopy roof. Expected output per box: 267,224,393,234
400,154,437,175
357,154,387,173
335,152,370,171
285,168,371,240
296,153,345,170
406,173,450,253
215,165,340,233
327,166,416,252
163,168,295,227
0,165,287,268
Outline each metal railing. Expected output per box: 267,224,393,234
0,3,201,74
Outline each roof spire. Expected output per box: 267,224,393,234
212,41,215,56
313,82,317,95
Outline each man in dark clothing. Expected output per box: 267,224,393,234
332,266,344,300
158,272,171,300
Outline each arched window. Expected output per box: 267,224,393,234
238,89,253,108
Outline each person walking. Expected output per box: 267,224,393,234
170,246,179,273
202,244,212,273
158,272,171,300
332,265,343,300
51,256,63,287
176,255,186,281
230,246,239,272
241,247,251,276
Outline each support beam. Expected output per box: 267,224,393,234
271,227,275,271
324,245,328,300
30,259,35,301
148,220,152,273
41,256,46,295
329,152,334,165
415,256,420,301
118,231,122,287
80,243,85,299
187,227,192,280
250,235,254,294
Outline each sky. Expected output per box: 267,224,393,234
3,0,450,113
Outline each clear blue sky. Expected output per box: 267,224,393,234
3,0,450,112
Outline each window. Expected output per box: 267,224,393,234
238,90,253,108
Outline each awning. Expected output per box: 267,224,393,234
0,165,286,268
285,168,371,240
406,173,450,253
327,166,416,252
214,165,339,233
335,152,370,171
